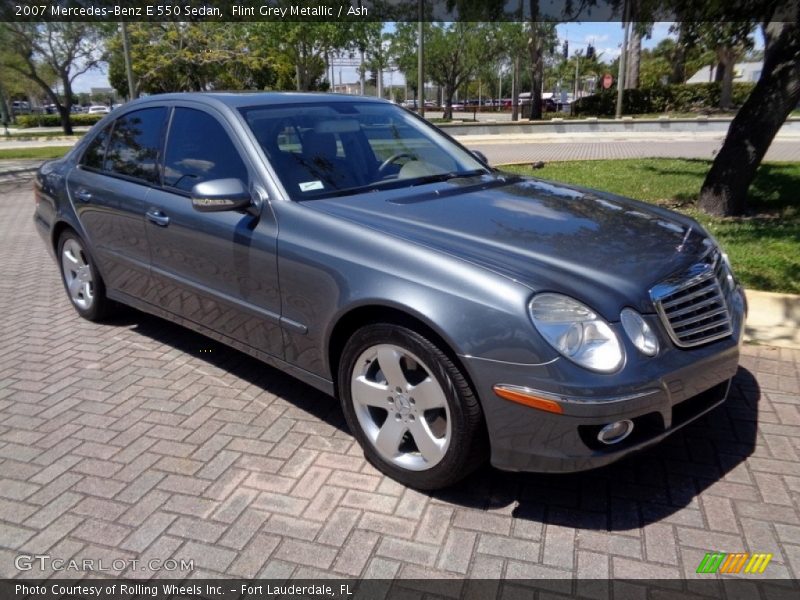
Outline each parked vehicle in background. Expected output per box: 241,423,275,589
11,100,31,114
87,105,110,115
33,92,746,489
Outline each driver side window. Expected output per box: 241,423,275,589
163,108,249,193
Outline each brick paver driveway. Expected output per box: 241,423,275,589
1,179,799,584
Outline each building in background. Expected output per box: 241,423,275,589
686,62,763,84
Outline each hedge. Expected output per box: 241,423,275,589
15,113,105,128
572,82,756,116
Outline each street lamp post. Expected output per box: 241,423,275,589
120,22,137,100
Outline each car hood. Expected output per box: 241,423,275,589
308,175,711,318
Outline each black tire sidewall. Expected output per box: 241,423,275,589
57,231,108,321
339,324,484,490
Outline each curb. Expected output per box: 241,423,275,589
744,290,800,350
0,166,39,180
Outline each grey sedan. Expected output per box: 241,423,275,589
33,93,746,489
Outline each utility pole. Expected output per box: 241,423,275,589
615,0,630,119
417,0,425,117
120,22,137,100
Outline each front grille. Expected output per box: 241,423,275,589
651,251,733,348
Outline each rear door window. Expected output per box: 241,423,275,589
104,107,168,185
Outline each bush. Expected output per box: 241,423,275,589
15,113,105,129
572,82,756,116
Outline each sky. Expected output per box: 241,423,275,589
72,21,680,94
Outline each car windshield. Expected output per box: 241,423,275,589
239,101,489,200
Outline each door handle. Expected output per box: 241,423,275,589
146,209,170,227
75,189,92,203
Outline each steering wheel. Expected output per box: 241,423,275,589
377,152,416,175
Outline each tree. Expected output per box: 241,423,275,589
390,22,431,104
0,23,108,134
491,22,527,120
699,15,800,216
685,22,755,109
108,23,277,96
425,22,496,119
349,22,386,96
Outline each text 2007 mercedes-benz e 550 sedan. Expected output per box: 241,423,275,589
34,93,746,489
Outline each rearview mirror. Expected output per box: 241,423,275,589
191,178,251,212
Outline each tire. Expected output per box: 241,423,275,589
338,323,486,490
57,230,112,322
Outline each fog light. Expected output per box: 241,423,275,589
597,419,634,445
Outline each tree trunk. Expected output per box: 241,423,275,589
699,19,800,216
528,36,543,121
718,47,735,109
625,28,642,89
670,26,687,84
0,79,10,129
443,85,454,120
714,61,725,82
58,105,72,135
60,77,74,135
511,56,519,121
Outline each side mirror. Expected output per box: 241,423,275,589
471,149,489,165
191,178,252,212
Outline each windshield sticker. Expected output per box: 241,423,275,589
299,180,324,192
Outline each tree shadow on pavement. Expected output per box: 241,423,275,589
432,367,760,531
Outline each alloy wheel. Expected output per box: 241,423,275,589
350,343,451,471
61,238,94,311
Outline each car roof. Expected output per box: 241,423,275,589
122,92,389,111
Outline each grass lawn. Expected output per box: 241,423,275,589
0,146,72,160
502,158,800,294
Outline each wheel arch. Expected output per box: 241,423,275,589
327,303,478,403
51,220,74,253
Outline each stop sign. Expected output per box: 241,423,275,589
602,73,614,89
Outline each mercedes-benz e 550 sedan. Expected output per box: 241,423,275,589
34,93,746,489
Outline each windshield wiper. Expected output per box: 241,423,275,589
406,169,488,187
300,169,490,200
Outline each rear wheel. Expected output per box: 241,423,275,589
58,231,111,321
339,324,486,489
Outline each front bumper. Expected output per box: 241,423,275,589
465,286,745,473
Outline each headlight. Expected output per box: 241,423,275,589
620,308,659,356
529,293,624,373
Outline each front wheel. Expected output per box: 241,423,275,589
338,324,486,490
58,231,112,321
